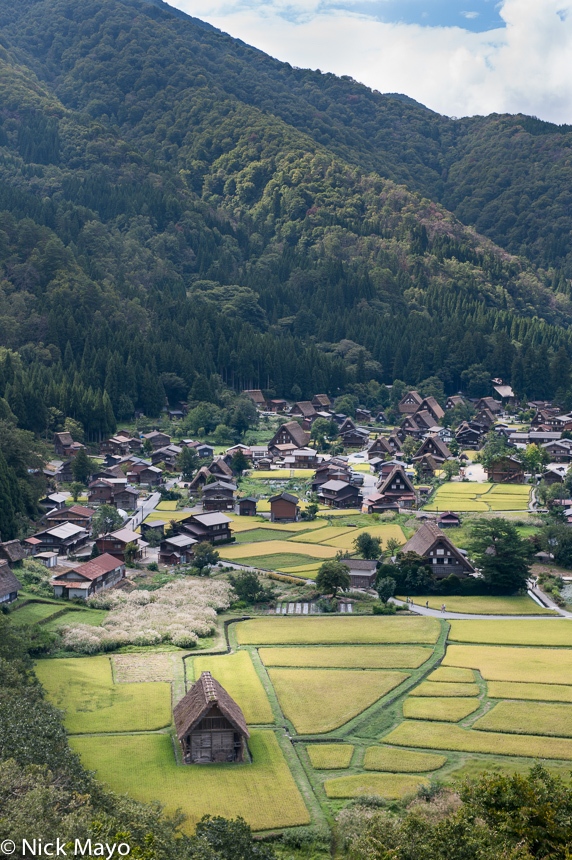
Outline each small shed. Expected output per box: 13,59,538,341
341,558,378,589
174,671,249,764
238,497,257,516
269,492,300,523
438,511,461,529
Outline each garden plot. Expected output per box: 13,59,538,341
384,720,572,759
268,668,409,733
71,731,310,833
403,697,480,721
193,651,274,724
237,616,441,645
324,773,428,799
112,654,177,683
35,656,171,734
443,644,572,684
448,620,572,646
411,595,556,615
363,747,446,772
306,744,354,769
474,701,572,737
258,645,434,669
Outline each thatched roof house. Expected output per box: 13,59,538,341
0,561,23,605
174,671,249,764
400,521,474,578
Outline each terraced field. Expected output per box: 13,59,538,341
424,482,530,512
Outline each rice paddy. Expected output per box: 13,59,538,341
71,731,310,832
220,540,338,561
403,697,480,721
424,482,530,513
411,595,557,615
413,681,480,697
237,616,442,645
193,651,274,724
442,644,572,684
427,667,475,683
35,657,171,734
384,720,572,760
487,681,572,703
324,773,429,799
268,668,409,733
448,620,572,646
363,747,447,772
474,701,572,737
258,645,433,669
306,744,354,769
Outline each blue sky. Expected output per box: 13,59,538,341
167,0,572,123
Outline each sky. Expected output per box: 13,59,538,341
164,0,572,123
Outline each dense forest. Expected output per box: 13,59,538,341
0,0,571,446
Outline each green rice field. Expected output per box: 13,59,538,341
424,482,530,512
410,595,557,615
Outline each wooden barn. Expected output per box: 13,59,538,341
174,672,249,764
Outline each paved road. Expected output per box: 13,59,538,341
128,491,161,529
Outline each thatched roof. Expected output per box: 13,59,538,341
400,522,474,572
174,672,249,741
0,562,22,599
0,540,27,563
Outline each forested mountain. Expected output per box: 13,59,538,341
0,0,571,445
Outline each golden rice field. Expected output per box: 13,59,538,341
258,645,434,669
448,620,572,646
268,668,409,733
306,744,354,769
35,657,171,734
324,773,429,799
192,651,274,724
71,731,310,832
383,720,572,760
412,595,556,615
443,644,572,684
145,510,189,523
323,524,406,551
424,482,530,513
427,667,475,683
220,540,338,560
294,526,360,544
237,616,442,645
413,681,480,697
403,696,480,722
487,681,572,703
363,747,447,773
474,701,572,737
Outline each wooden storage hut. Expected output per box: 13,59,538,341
174,671,249,764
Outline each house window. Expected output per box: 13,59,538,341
436,549,444,555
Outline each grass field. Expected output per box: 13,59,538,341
237,616,442,646
44,609,108,629
258,645,433,669
427,667,475,683
474,701,572,737
324,773,428,799
268,668,409,733
413,681,480,697
71,731,310,832
363,747,447,773
229,552,323,570
220,540,338,561
193,651,274,724
306,744,354,769
384,720,572,760
35,657,171,733
444,757,572,784
11,602,65,625
234,528,296,543
487,681,572,703
443,644,572,684
410,595,556,615
448,620,572,646
403,696,480,721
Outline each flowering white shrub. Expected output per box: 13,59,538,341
61,578,232,653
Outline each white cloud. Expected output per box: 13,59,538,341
167,0,572,123
461,11,480,19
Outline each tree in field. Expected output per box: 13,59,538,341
70,448,97,485
385,537,401,558
178,446,199,481
228,571,276,604
375,576,395,603
193,814,275,860
353,531,382,559
468,517,531,593
522,442,549,479
315,560,350,598
193,541,220,575
92,504,123,537
69,481,84,502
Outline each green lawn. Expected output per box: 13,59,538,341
71,731,310,833
234,528,296,543
44,609,108,629
11,602,64,625
35,656,172,733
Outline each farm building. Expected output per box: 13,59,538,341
341,558,378,588
0,562,22,604
238,497,257,516
51,553,126,599
174,671,249,764
486,456,525,484
399,522,475,578
269,493,300,523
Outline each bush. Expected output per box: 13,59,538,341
281,824,330,850
372,601,397,615
147,562,159,571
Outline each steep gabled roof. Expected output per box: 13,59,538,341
270,421,310,448
377,466,416,496
415,435,453,460
292,400,317,417
0,540,27,563
400,522,474,571
0,562,22,599
174,671,249,741
269,492,299,505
